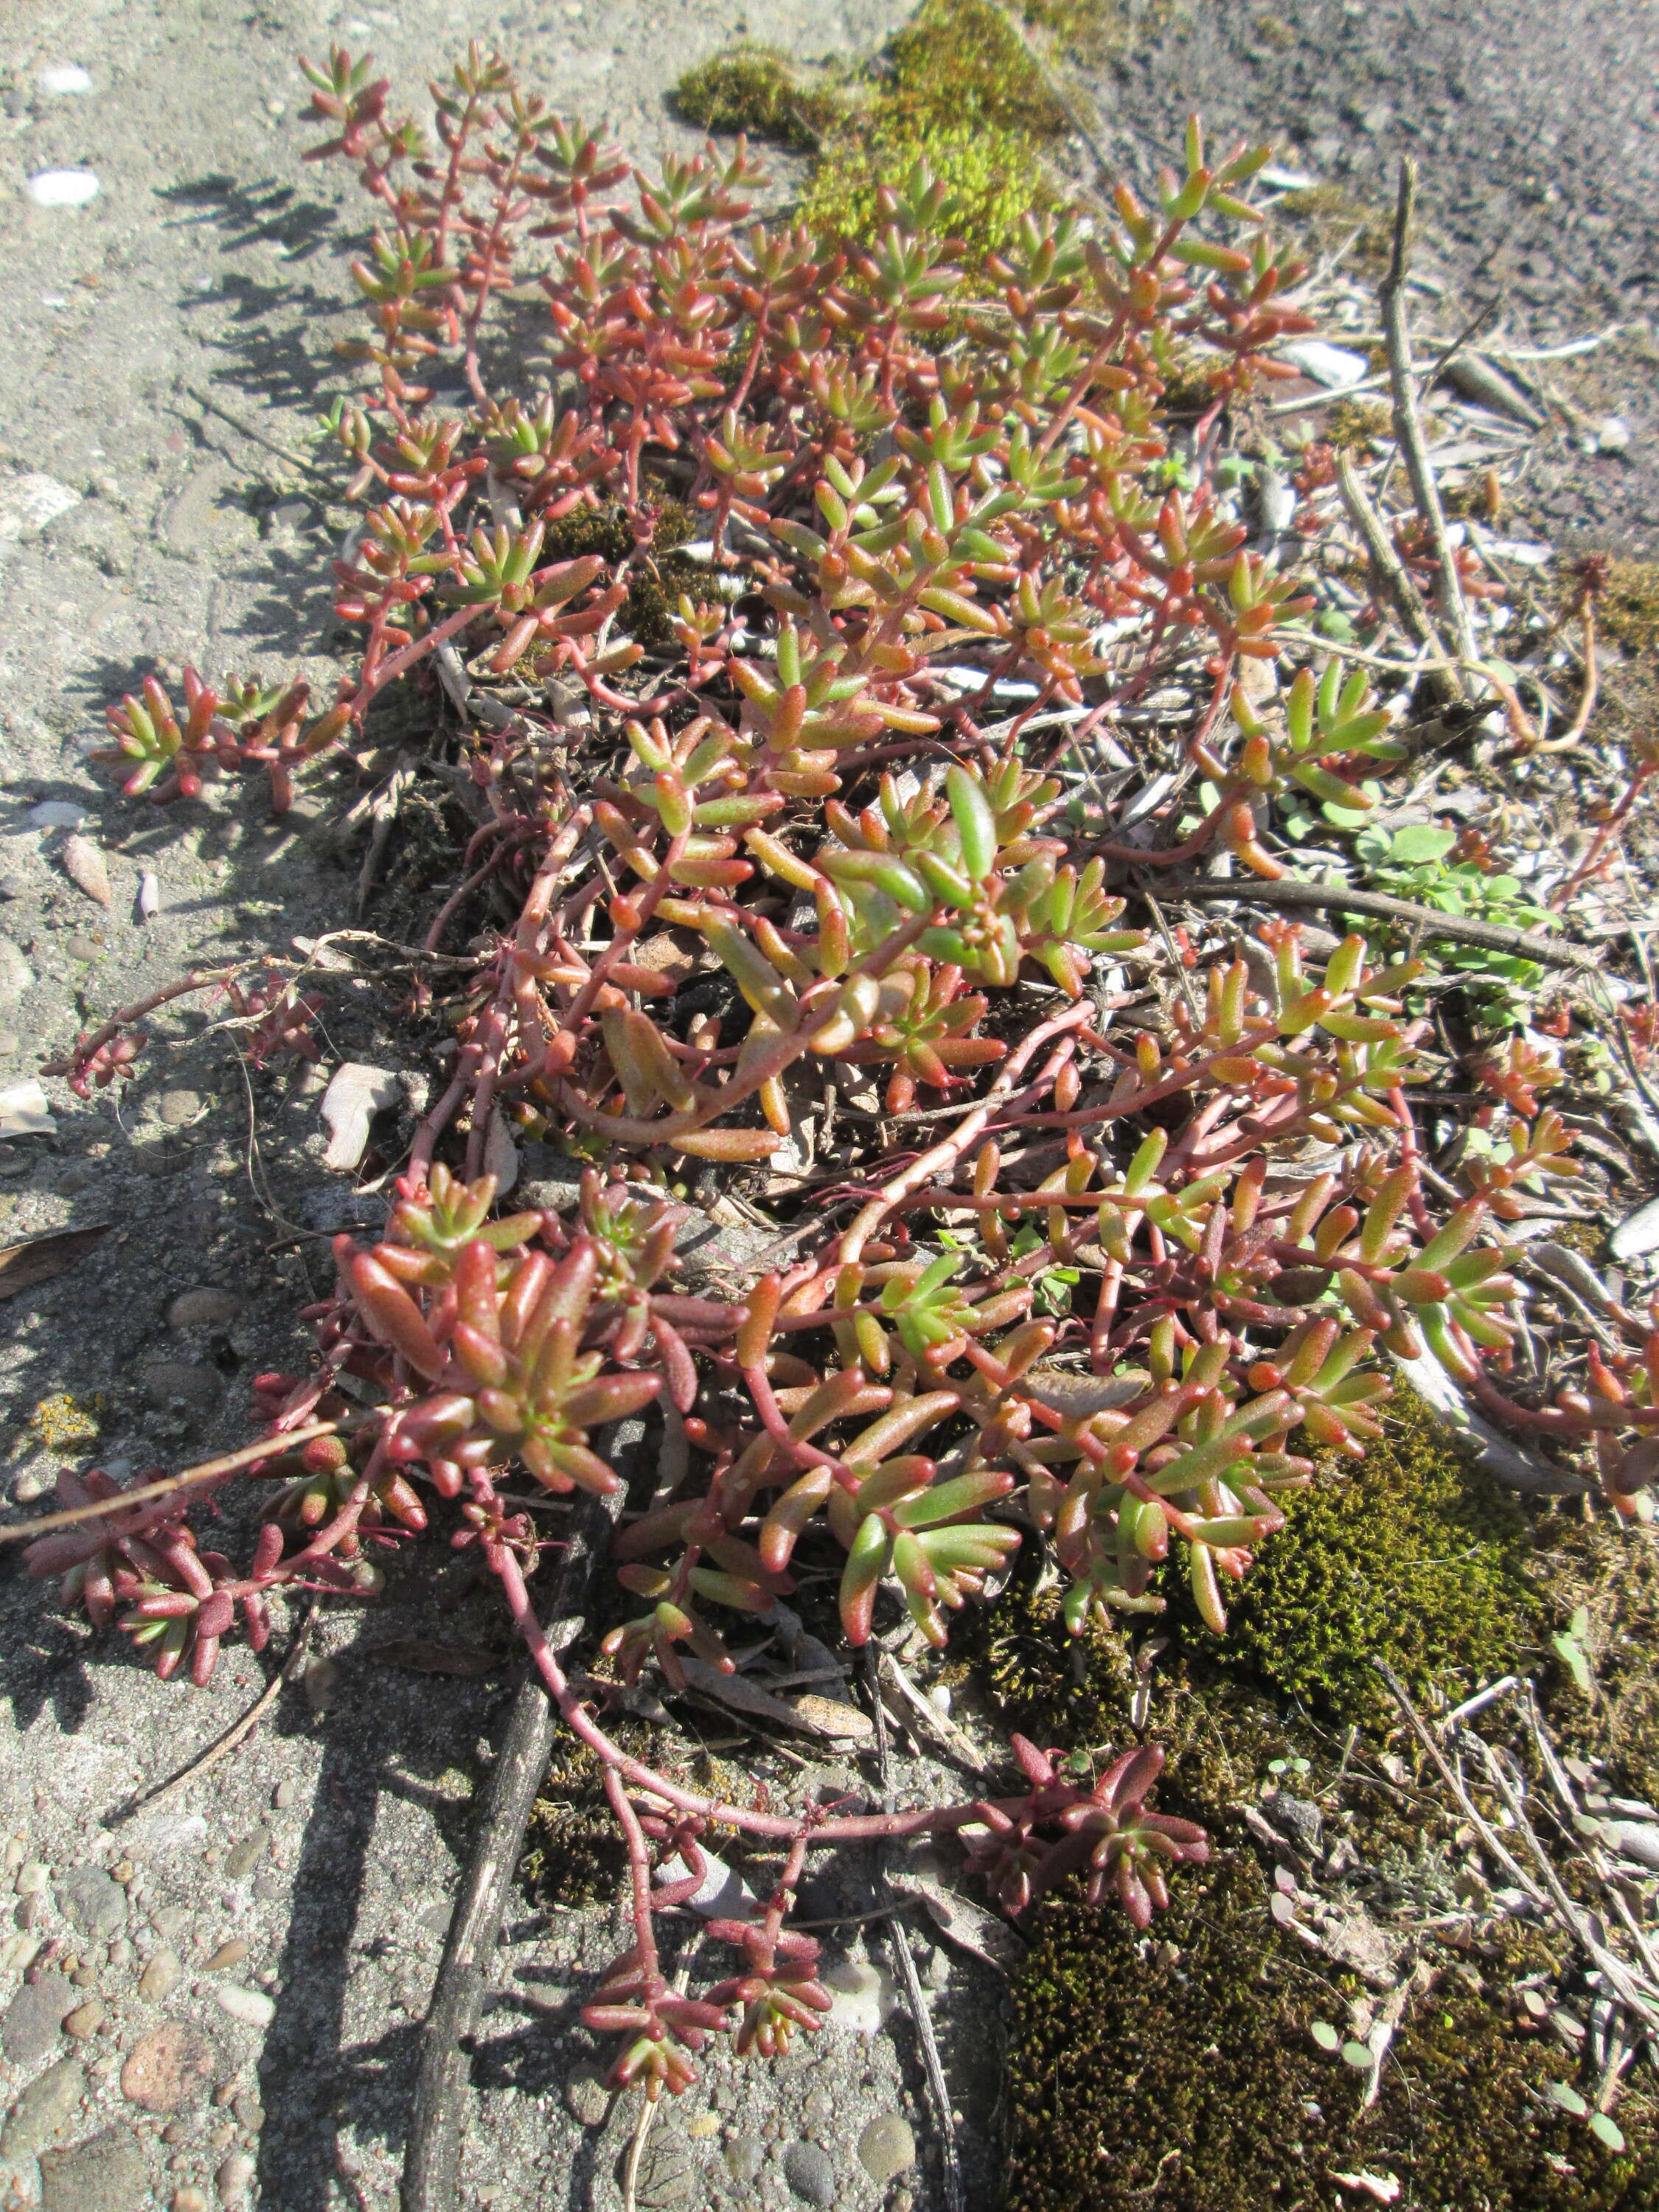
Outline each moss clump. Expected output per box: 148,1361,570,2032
678,0,1126,268
886,0,1070,137
803,0,1065,262
521,1723,744,1908
672,46,849,150
1598,558,1659,655
1006,1851,1654,2212
536,497,697,650
957,1559,1315,1817
801,118,1051,268
1537,1512,1659,1809
1279,181,1399,273
1167,1386,1546,1722
1326,394,1394,452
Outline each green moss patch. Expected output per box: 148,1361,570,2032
674,0,1142,267
1007,1852,1654,2212
1170,1385,1547,1722
672,45,849,150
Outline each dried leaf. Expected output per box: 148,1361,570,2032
678,1657,871,1739
60,833,111,907
0,1223,108,1300
789,1691,872,1740
886,1854,1025,1972
318,1061,401,1172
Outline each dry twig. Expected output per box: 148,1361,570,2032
1164,874,1598,972
1379,161,1481,673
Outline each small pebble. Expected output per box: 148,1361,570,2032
152,1906,188,1938
59,1865,126,1938
2,1970,74,2066
303,1658,341,1712
25,169,100,207
167,1287,243,1332
142,1363,223,1413
782,2140,835,2206
38,2123,145,2211
563,2066,608,2128
214,1986,274,2029
686,2112,720,2140
232,2092,262,2132
272,1780,299,1812
174,2191,209,2212
121,2023,215,2112
10,1469,44,1503
203,1941,249,1974
63,1999,105,2039
858,2113,916,2184
223,1833,267,1882
15,1863,48,1897
217,2150,254,2206
723,2137,763,2185
0,2056,84,2158
38,65,94,94
158,1088,204,1127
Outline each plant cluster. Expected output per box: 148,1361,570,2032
24,41,1659,2107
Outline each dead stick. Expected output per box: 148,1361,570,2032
0,1422,340,1545
1335,451,1463,706
1163,874,1599,973
862,1644,966,2212
1379,162,1480,673
1372,1660,1546,1905
1467,1734,1659,2023
401,1478,626,2212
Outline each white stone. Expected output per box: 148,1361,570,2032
822,1957,897,2036
656,1848,758,1921
38,66,94,96
26,801,88,830
214,1983,276,2028
0,479,81,546
23,170,100,209
0,1082,55,1137
1284,339,1369,390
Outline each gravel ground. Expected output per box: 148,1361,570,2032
1085,0,1659,551
0,2,1652,2210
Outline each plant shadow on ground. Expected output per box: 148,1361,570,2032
0,153,537,2212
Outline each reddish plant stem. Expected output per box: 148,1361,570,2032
487,1537,1019,1844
